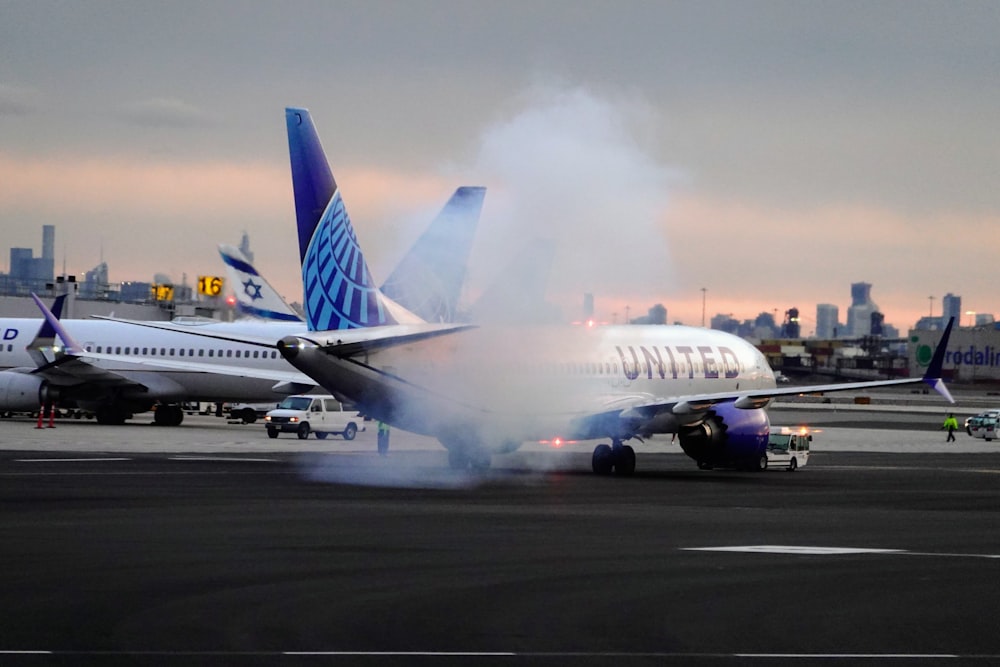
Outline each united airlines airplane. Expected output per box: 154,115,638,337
267,108,956,474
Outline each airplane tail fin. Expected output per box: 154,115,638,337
218,244,302,322
286,107,336,266
286,107,417,331
379,186,486,323
922,316,956,403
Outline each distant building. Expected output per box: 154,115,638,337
942,293,961,327
7,225,55,285
846,281,879,337
631,303,667,325
80,262,111,299
753,312,778,339
781,307,801,338
120,281,154,302
711,313,740,334
815,303,840,339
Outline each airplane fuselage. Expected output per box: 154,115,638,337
0,318,309,414
282,324,776,450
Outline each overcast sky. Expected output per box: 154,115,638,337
2,1,998,331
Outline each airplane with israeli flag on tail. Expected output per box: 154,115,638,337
219,243,303,322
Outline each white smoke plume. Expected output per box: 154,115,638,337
460,84,683,321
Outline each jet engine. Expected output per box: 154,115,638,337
0,371,55,411
677,402,769,470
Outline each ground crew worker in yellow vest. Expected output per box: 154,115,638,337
377,420,390,455
942,413,959,442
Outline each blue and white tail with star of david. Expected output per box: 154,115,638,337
218,244,303,322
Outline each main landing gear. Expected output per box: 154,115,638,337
592,439,636,476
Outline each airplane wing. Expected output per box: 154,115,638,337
30,294,313,389
282,323,478,357
593,318,956,429
281,317,955,439
87,315,282,347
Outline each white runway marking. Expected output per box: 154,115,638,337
684,545,1000,559
13,457,132,463
684,546,905,555
168,456,278,462
0,649,976,659
736,654,959,659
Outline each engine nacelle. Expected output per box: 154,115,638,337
677,403,769,469
0,371,51,411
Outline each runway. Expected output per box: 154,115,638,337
1,412,999,664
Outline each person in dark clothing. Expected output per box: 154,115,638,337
377,421,390,455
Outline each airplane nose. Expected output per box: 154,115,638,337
277,336,302,360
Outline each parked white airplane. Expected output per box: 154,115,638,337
266,108,957,474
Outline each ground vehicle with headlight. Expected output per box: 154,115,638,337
967,410,1000,441
264,394,364,440
766,428,811,471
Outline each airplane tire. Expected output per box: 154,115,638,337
614,445,636,476
592,444,614,475
297,423,311,440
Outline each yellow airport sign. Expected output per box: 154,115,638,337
198,275,224,297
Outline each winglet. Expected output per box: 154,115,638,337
922,316,955,403
34,294,66,341
30,293,85,356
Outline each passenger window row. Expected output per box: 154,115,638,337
84,345,280,360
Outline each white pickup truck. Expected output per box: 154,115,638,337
263,395,365,440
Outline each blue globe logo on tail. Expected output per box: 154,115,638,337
303,190,396,331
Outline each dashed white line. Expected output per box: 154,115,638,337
168,456,278,462
684,546,905,555
683,545,1000,559
13,457,132,463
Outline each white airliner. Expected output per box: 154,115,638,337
265,108,957,474
0,109,485,424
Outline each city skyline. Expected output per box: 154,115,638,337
2,223,983,335
2,3,998,330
